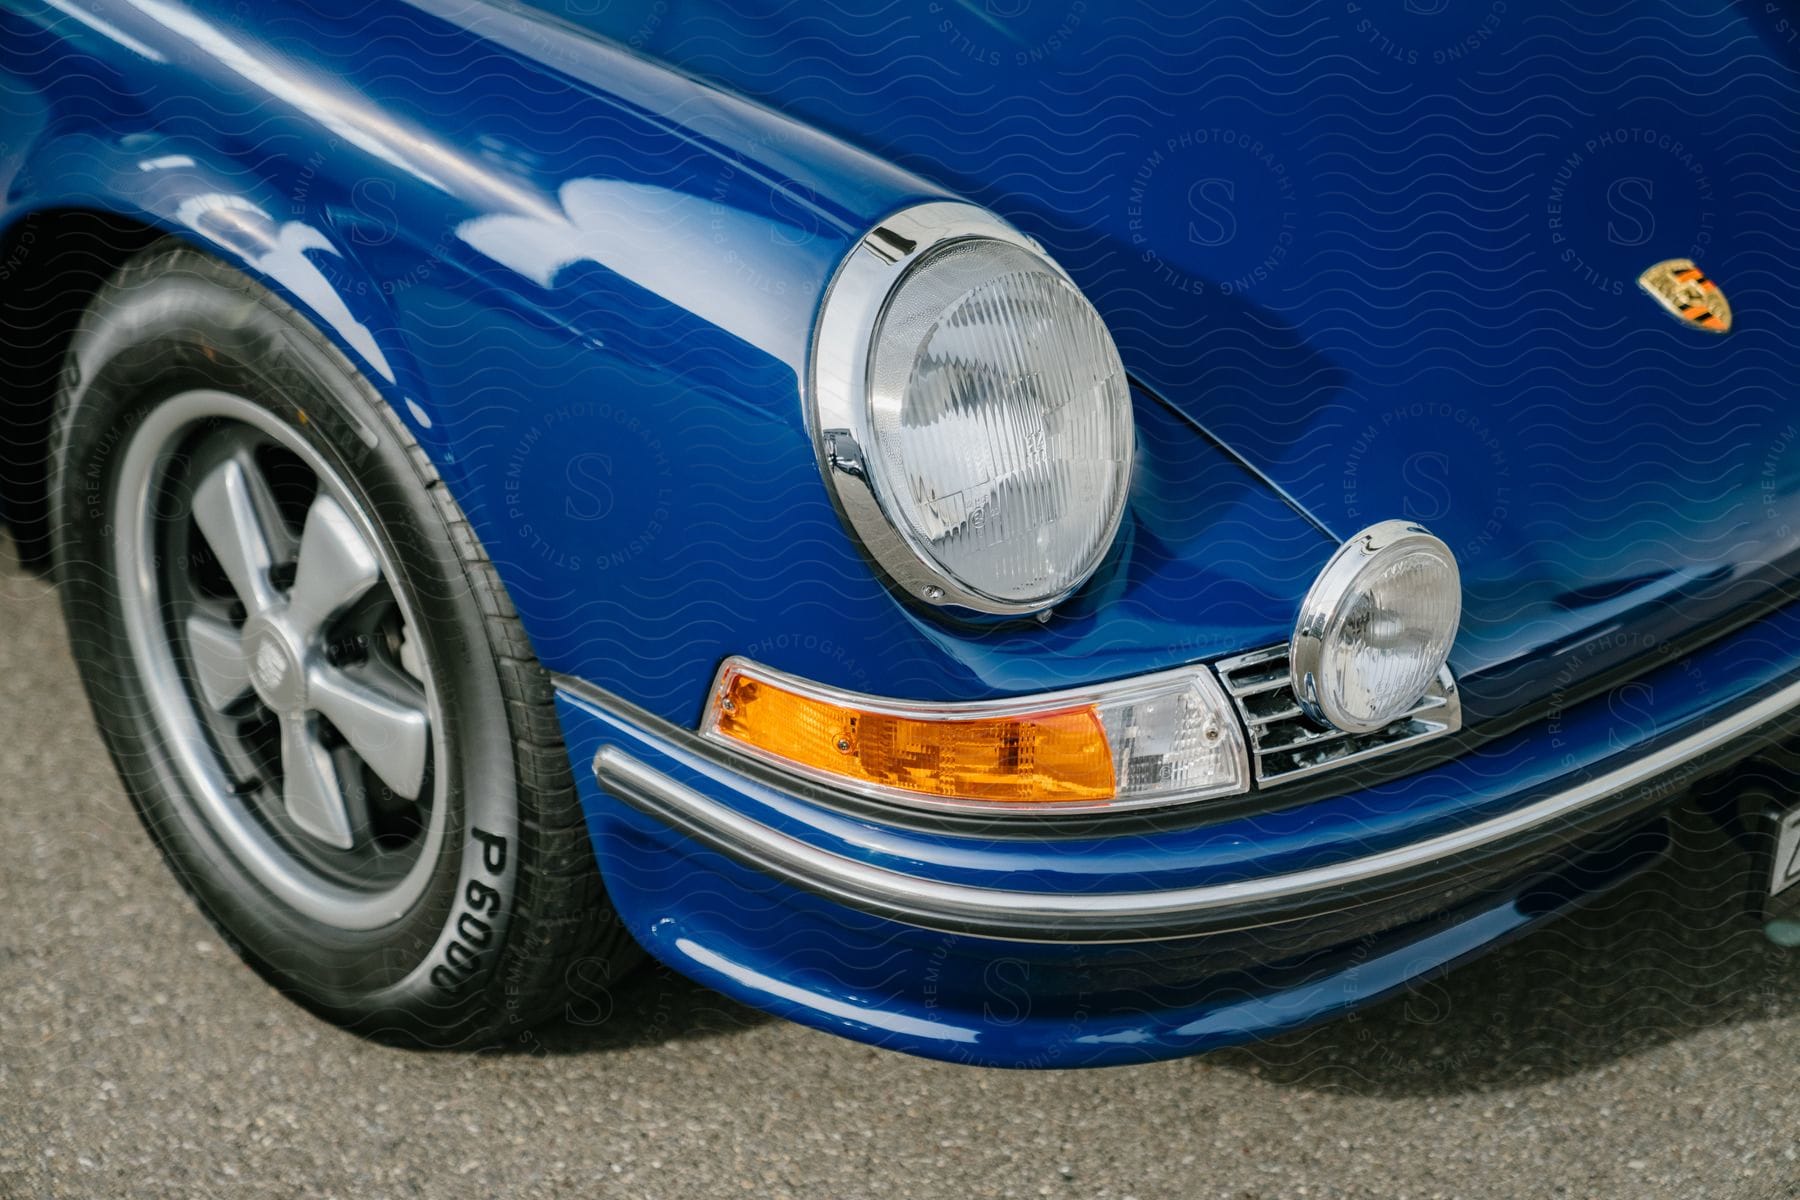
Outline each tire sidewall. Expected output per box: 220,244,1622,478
53,252,526,1038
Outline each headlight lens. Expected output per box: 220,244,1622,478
867,240,1132,607
1290,522,1462,734
812,203,1133,615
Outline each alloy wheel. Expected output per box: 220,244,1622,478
111,390,447,930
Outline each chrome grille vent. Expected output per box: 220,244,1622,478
1214,645,1461,787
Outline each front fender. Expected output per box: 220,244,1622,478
5,130,426,403
0,0,1330,726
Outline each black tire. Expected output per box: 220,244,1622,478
50,239,637,1046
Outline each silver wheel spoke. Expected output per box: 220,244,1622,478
280,715,355,850
288,495,383,640
115,390,448,930
191,456,281,615
184,611,251,711
307,664,429,800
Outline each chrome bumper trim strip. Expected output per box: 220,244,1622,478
591,670,1800,940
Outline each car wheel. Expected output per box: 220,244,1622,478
50,239,636,1045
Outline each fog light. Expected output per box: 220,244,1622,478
1290,521,1462,734
701,657,1249,814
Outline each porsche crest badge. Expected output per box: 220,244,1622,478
1637,258,1731,334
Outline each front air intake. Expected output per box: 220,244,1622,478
1214,645,1462,787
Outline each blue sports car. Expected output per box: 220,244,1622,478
2,0,1797,1067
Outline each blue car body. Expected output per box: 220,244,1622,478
3,0,1798,1065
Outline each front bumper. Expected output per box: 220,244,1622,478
557,598,1800,1068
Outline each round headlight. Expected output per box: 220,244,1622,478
1289,521,1462,734
811,203,1133,615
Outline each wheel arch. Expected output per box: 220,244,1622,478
0,193,454,566
0,207,160,565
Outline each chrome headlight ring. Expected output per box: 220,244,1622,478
808,201,1135,617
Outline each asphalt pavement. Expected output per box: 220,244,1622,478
1,547,1797,1200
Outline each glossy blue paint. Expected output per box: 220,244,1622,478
10,0,1788,724
588,833,1651,1069
550,0,1800,720
582,804,1609,1069
569,572,1800,900
3,0,1796,1063
0,0,1340,721
562,569,1783,1066
558,566,1800,1064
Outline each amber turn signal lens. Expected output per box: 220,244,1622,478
699,656,1251,816
708,666,1115,804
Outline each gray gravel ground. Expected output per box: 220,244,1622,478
0,548,1797,1200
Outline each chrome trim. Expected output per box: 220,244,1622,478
697,654,1251,816
807,200,1130,616
596,667,1800,940
1290,520,1462,733
1217,645,1462,786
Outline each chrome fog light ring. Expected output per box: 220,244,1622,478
1290,521,1463,735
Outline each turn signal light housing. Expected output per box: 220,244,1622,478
700,657,1250,815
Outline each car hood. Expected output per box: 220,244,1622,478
569,0,1800,709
